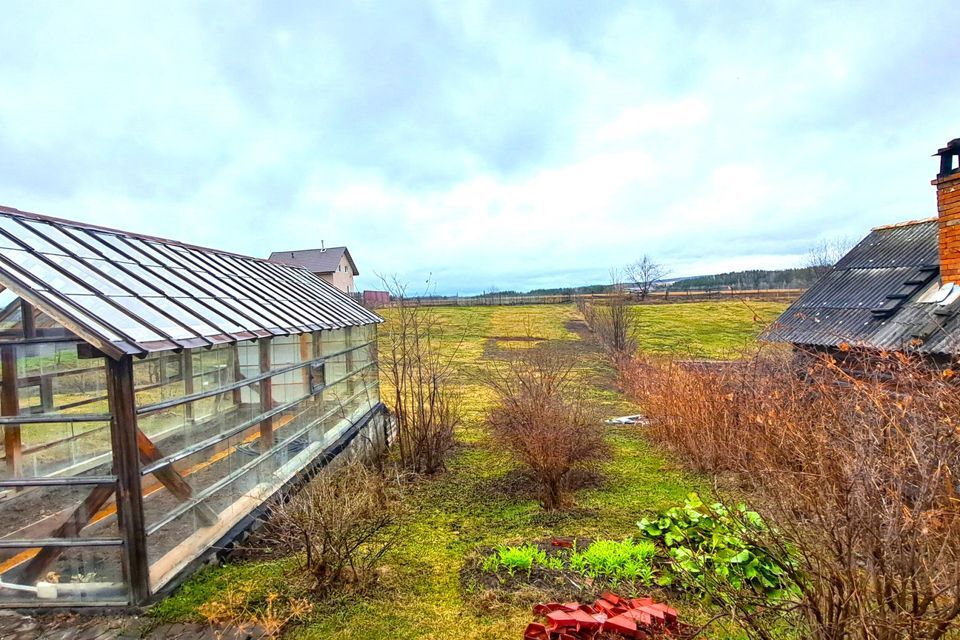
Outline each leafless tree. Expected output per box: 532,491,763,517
624,254,668,300
378,276,463,475
805,236,856,279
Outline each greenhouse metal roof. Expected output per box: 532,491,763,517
0,205,382,359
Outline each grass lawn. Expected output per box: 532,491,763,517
152,301,780,638
630,300,787,359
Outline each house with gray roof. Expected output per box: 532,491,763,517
764,138,960,363
268,246,359,294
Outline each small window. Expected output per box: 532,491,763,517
309,362,326,394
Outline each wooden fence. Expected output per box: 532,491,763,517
374,288,804,309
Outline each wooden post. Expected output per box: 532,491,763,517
344,327,356,396
20,301,54,413
229,343,242,406
300,333,311,392
182,350,194,424
106,355,150,603
1,345,21,478
258,339,274,450
20,299,35,339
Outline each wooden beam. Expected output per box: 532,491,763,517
300,333,311,391
18,484,115,585
105,355,150,602
344,327,356,395
229,343,242,405
20,300,35,339
134,431,217,526
182,349,194,424
1,345,21,478
258,339,274,449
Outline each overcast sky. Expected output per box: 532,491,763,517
1,2,958,295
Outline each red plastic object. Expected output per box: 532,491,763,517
551,537,574,548
545,610,578,628
529,592,684,639
604,613,638,636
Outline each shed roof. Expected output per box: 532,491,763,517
0,205,381,359
268,247,358,275
763,218,960,355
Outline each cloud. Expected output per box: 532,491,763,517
0,1,958,295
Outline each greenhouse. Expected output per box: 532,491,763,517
0,205,385,607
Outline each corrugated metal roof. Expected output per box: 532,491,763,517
268,247,358,275
764,219,960,355
0,205,382,359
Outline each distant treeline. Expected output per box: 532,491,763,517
454,268,818,299
665,267,824,291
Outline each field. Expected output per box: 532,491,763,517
152,301,787,638
630,300,787,359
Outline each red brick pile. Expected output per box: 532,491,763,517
524,592,685,639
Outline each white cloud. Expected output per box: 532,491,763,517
0,1,958,295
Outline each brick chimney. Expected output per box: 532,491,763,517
935,138,960,285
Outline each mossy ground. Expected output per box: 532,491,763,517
152,301,785,638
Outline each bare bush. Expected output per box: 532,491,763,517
379,278,463,474
578,271,636,358
482,348,609,510
592,295,636,357
621,350,960,639
267,460,406,595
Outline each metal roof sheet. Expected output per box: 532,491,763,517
763,219,960,356
268,247,358,275
0,205,382,359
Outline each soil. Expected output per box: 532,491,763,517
459,538,674,607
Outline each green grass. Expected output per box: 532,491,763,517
152,302,778,638
629,301,787,359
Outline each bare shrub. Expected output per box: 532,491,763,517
482,348,609,510
267,460,406,595
379,279,463,474
621,350,960,639
578,270,636,358
592,295,636,357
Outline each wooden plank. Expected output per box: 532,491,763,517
182,350,194,424
135,431,217,526
229,343,242,405
18,484,115,585
20,300,35,340
258,339,274,449
344,327,356,395
300,334,311,391
1,346,21,478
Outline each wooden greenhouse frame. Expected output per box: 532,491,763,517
0,205,386,607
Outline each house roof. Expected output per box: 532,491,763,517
268,247,358,276
0,205,381,359
763,218,960,356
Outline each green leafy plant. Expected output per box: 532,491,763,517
637,493,795,599
568,538,657,584
482,544,548,577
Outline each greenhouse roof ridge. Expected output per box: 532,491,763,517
0,205,381,359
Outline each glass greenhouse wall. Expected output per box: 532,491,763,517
0,322,381,605
0,205,386,607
